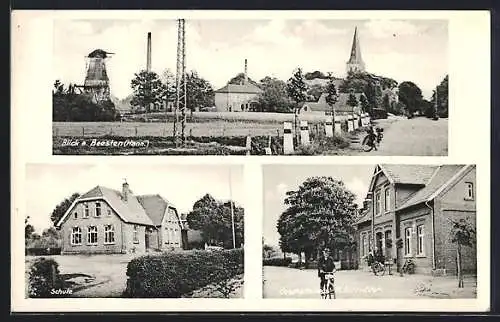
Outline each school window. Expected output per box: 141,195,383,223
384,188,391,211
133,225,139,243
87,226,98,245
74,212,78,219
84,204,89,218
107,209,112,217
375,191,382,216
71,227,82,245
417,225,425,255
104,225,115,244
404,227,412,256
95,202,101,217
465,182,474,200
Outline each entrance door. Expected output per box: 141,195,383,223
145,232,150,251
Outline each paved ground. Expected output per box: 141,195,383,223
349,117,448,156
263,266,476,299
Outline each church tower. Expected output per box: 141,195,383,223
346,26,365,74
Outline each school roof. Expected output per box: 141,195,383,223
378,164,438,185
57,185,183,228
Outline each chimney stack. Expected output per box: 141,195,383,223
244,59,248,84
146,32,152,72
122,179,130,202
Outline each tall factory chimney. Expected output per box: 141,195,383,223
146,32,152,72
244,59,248,84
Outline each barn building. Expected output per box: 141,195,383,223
356,164,477,275
214,59,263,112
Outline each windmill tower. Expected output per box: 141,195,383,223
82,49,114,104
346,26,365,74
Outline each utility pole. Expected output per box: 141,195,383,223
229,168,236,249
174,19,187,145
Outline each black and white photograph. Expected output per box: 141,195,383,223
24,164,244,298
262,164,477,299
51,18,448,156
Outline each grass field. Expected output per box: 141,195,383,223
53,112,356,138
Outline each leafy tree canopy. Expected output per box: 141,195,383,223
130,70,167,112
50,193,81,226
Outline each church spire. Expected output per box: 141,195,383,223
346,26,365,74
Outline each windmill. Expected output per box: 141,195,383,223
75,49,115,104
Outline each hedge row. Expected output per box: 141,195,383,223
124,249,244,298
263,257,292,267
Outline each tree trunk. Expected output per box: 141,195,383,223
457,243,464,288
298,252,302,264
294,110,299,145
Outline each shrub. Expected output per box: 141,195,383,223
263,257,292,267
124,248,244,298
28,257,64,298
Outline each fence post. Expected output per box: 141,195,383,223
246,136,251,156
190,128,193,139
265,135,272,155
110,127,113,136
82,127,85,137
283,122,294,155
135,126,138,137
300,120,310,146
325,119,333,137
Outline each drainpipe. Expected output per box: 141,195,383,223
424,200,436,270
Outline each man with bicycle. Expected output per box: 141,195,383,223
318,247,336,294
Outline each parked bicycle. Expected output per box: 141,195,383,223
361,126,383,152
371,260,386,276
320,272,336,299
401,258,416,274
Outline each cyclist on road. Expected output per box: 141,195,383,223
318,247,336,292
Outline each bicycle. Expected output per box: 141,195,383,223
401,258,416,274
361,127,382,152
320,272,336,299
371,260,386,276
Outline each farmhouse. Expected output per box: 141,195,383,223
356,164,477,275
300,93,363,115
214,59,263,112
55,181,186,254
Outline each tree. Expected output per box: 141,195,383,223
186,194,244,249
130,70,167,112
304,71,329,80
257,76,293,113
346,93,358,113
359,94,369,113
306,83,327,102
431,75,448,118
398,81,424,116
53,80,64,95
50,193,81,226
286,68,309,140
161,68,177,110
276,177,358,266
382,93,391,112
325,75,339,125
263,244,277,259
228,73,260,87
186,71,215,112
450,218,476,288
25,216,35,246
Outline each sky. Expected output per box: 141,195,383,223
53,19,448,100
262,164,375,247
25,164,244,233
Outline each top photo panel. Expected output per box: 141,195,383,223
52,18,448,156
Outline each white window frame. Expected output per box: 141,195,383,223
84,204,90,218
71,227,82,245
133,225,139,244
95,202,101,217
375,191,382,216
465,182,474,200
404,227,412,256
417,224,425,256
384,188,391,212
87,226,98,245
104,225,115,244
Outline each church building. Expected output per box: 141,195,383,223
346,26,365,74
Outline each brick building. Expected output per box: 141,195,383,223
55,181,186,254
356,164,476,275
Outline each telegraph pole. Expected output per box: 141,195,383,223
174,19,187,145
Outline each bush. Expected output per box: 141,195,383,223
124,249,244,298
263,257,292,267
294,134,350,155
26,248,62,256
28,257,64,298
